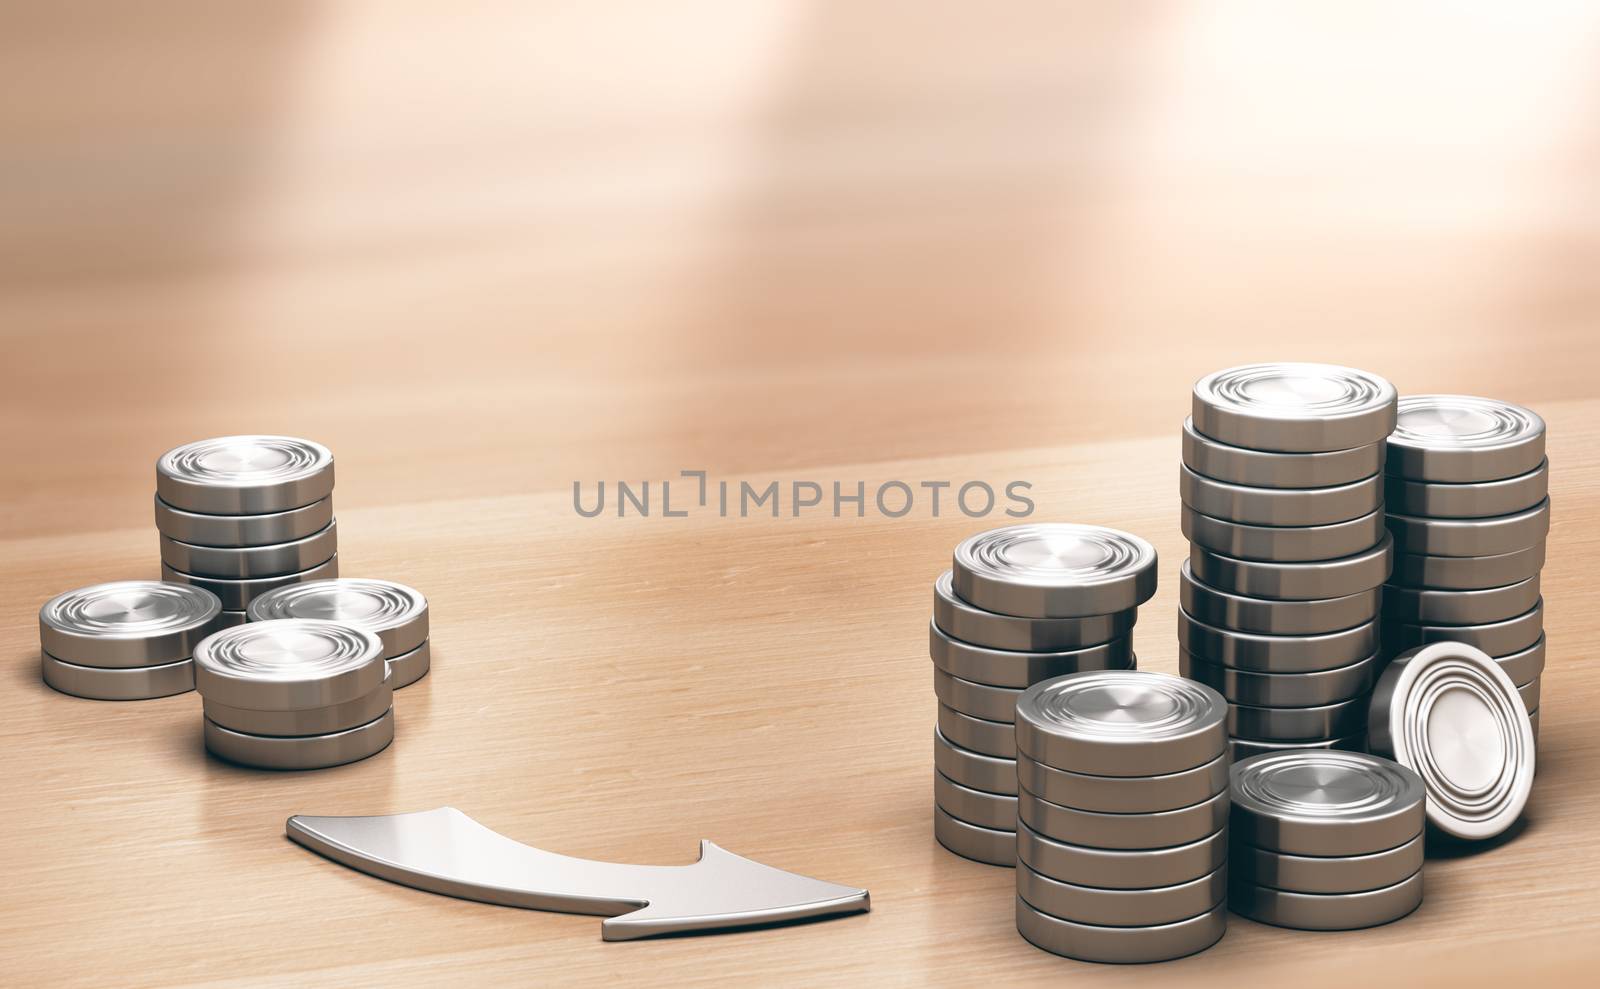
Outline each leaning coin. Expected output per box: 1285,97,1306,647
41,654,194,701
1016,897,1226,964
192,618,386,711
1382,575,1540,626
1179,465,1381,527
248,578,429,658
933,570,1135,652
1189,535,1392,601
935,727,1017,796
952,524,1157,618
929,622,1133,689
1017,862,1228,929
157,435,335,515
40,580,223,669
1015,671,1227,776
1182,506,1384,563
162,555,339,611
1182,417,1382,488
159,520,338,579
1386,499,1550,558
1384,460,1548,519
1018,821,1228,890
1179,609,1376,672
1017,751,1228,814
1018,789,1229,851
203,708,394,771
1181,650,1377,708
1178,562,1378,636
1383,599,1544,658
1227,697,1369,742
934,805,1016,867
936,771,1017,831
1389,542,1545,591
1229,750,1424,856
1233,834,1422,896
1385,394,1545,483
1192,363,1397,452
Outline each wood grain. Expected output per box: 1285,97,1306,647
3,3,1599,985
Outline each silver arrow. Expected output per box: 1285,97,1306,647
285,806,870,940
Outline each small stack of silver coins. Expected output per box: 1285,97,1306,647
1178,364,1398,761
155,435,339,624
1381,396,1549,740
931,524,1156,867
195,619,395,770
1229,751,1425,929
1014,671,1230,963
39,581,223,700
249,579,432,688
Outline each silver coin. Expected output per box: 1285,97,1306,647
160,520,338,579
204,707,394,771
248,578,429,658
1180,465,1381,527
1181,651,1377,708
1179,562,1378,636
952,524,1158,619
1383,575,1540,626
1017,752,1227,814
1178,609,1377,672
933,667,1021,723
1384,460,1548,519
1385,395,1545,482
39,580,222,669
1019,789,1229,850
1234,834,1422,896
1189,535,1392,601
929,622,1133,689
1182,506,1385,563
1517,677,1540,714
933,570,1135,652
1530,707,1540,741
193,618,386,711
154,495,333,548
936,771,1018,831
218,610,249,629
204,666,393,737
1493,635,1546,685
1016,671,1227,777
1230,751,1424,856
1229,871,1422,931
1018,821,1227,890
937,703,1016,758
1016,896,1226,964
1192,363,1397,453
1018,862,1228,929
162,555,339,611
157,435,334,515
935,726,1017,795
41,653,193,701
1229,735,1363,762
1384,599,1544,657
387,638,430,688
933,805,1015,867
1182,417,1383,489
1386,499,1550,558
1390,542,1545,590
1368,641,1534,841
1228,697,1369,742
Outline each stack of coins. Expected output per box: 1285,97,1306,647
931,524,1156,868
155,436,339,623
1382,396,1549,738
39,581,223,700
195,619,394,770
1178,364,1398,761
1229,751,1425,929
249,579,431,688
1014,671,1230,964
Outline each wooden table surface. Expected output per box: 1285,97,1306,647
3,4,1598,986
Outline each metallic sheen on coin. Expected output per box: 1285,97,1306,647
39,580,222,669
933,668,1022,723
1385,395,1545,483
157,435,335,515
1182,417,1383,489
193,618,386,711
929,622,1133,689
937,704,1016,759
1016,671,1227,776
1179,610,1376,672
248,578,430,658
1229,872,1421,930
1182,506,1385,563
1017,752,1227,814
1018,822,1227,890
162,555,339,611
935,727,1017,796
386,639,431,688
1227,697,1368,742
204,667,393,737
1017,862,1227,928
1384,599,1544,657
159,520,338,579
934,806,1016,867
1386,499,1550,558
1234,834,1423,895
1383,575,1540,626
41,654,194,701
1179,466,1381,527
154,495,333,548
936,772,1017,831
1384,461,1548,519
1229,751,1424,856
1016,897,1226,964
1229,735,1363,762
952,524,1157,619
1494,636,1546,686
1181,651,1377,708
1189,535,1392,601
1019,789,1229,850
1389,542,1545,591
933,570,1134,652
1192,363,1397,453
1179,563,1378,636
203,707,394,771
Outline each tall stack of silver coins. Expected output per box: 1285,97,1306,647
931,524,1156,867
39,581,223,700
1229,751,1425,929
249,579,432,688
1178,364,1398,761
1014,671,1230,963
1381,396,1549,740
195,619,396,769
155,436,339,624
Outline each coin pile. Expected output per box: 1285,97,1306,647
931,524,1156,868
39,581,224,700
1381,396,1549,739
1229,751,1425,929
195,619,395,769
249,579,431,688
1178,363,1398,761
155,436,339,624
1014,671,1230,963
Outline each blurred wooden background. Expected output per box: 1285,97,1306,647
2,3,1597,985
